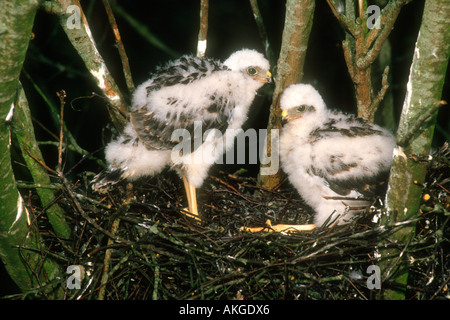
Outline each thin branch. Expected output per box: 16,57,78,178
358,0,364,19
102,0,134,95
56,90,66,173
364,1,396,49
365,0,414,50
59,173,130,244
22,145,57,175
196,0,209,58
249,0,276,70
22,70,96,160
358,1,405,69
383,232,415,282
326,0,357,37
342,39,356,80
367,65,390,119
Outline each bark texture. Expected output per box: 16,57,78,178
0,0,63,297
380,0,450,300
258,0,315,190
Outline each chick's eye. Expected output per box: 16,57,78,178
296,105,307,113
246,67,258,75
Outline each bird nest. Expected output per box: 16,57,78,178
18,144,450,300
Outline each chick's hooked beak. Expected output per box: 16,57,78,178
281,109,289,125
255,70,273,84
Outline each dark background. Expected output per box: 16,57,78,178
1,0,448,296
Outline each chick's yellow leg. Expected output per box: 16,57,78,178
181,172,200,221
240,220,316,233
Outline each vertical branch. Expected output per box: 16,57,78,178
358,0,365,20
249,0,276,70
373,37,396,131
196,0,209,58
257,0,315,190
56,90,66,173
102,0,135,95
380,0,450,300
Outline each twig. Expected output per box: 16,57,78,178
98,217,121,300
102,0,134,95
22,70,98,160
383,232,415,282
367,65,390,119
357,1,405,69
326,0,408,122
326,0,356,37
364,1,397,50
16,181,62,190
22,145,57,175
56,90,66,173
196,0,209,58
358,0,364,20
341,39,356,79
322,195,373,201
150,251,161,300
278,193,293,222
344,275,368,300
430,273,450,300
60,174,129,244
64,146,105,176
210,175,260,203
249,0,276,70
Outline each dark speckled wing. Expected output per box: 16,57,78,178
307,116,391,197
129,55,237,154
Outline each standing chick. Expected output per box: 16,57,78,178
92,49,272,218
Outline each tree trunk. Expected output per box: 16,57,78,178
0,0,64,298
13,85,71,239
257,0,315,190
380,0,450,300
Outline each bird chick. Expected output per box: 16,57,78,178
92,49,272,218
279,84,396,227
